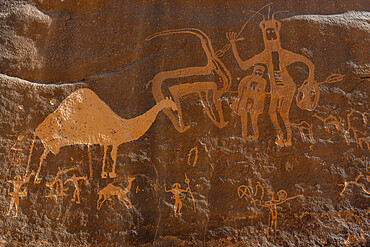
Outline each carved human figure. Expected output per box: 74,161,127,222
165,183,189,216
46,167,76,200
227,11,316,146
231,65,267,140
64,174,89,204
261,189,302,232
5,174,31,217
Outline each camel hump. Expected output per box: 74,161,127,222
64,88,101,104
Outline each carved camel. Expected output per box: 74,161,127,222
97,176,135,210
26,88,178,183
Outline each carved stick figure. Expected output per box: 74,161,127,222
5,174,32,217
165,183,189,216
64,174,89,204
231,65,267,140
261,189,302,231
227,9,316,147
46,167,76,200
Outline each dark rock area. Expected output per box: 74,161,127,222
0,0,369,246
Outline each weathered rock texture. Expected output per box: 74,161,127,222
0,0,369,246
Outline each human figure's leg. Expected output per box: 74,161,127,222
240,113,249,139
269,97,284,146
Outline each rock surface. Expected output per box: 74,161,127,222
0,0,369,246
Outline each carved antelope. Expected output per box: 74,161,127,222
26,88,178,183
146,28,231,132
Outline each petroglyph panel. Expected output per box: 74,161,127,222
0,0,368,245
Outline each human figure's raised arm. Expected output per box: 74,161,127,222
227,32,265,71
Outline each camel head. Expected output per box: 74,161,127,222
127,176,136,182
159,97,178,111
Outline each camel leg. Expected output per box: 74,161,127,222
101,146,108,178
109,146,118,178
269,98,284,146
35,149,49,184
87,145,93,181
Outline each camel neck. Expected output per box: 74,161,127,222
119,102,166,143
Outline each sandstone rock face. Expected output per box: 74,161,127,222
0,1,369,246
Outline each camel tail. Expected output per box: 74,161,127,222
26,133,37,176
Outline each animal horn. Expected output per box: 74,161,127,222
248,10,266,21
268,5,271,20
272,10,289,20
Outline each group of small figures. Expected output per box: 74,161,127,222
4,168,198,219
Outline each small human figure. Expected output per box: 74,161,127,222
261,189,302,232
5,174,32,217
64,174,89,204
165,183,190,217
46,167,76,200
231,65,267,140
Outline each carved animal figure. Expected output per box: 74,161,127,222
313,114,344,132
26,88,178,183
97,177,135,210
146,28,231,132
290,121,314,142
343,109,369,149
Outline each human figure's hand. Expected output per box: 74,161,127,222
226,32,244,43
